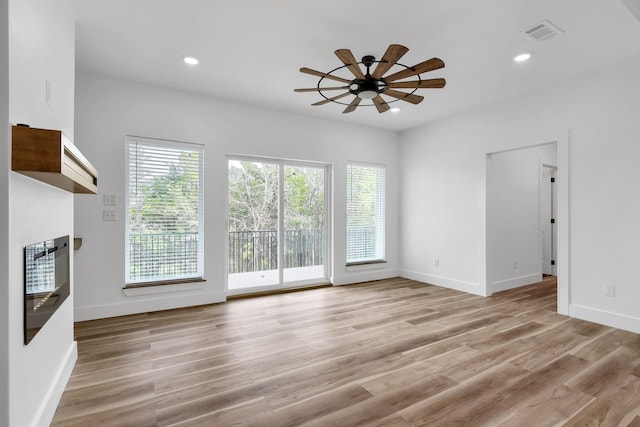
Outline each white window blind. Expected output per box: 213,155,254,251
126,137,204,284
346,163,385,264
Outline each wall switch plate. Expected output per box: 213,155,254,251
104,194,117,206
605,284,616,297
103,209,117,221
434,258,439,267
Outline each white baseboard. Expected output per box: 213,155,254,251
569,304,640,334
331,269,401,286
75,291,226,322
34,341,77,427
490,273,542,294
400,269,485,296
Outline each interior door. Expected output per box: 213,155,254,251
541,165,557,276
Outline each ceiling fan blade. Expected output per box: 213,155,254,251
294,86,349,93
383,58,445,82
300,67,352,84
343,96,361,114
383,89,424,105
388,78,446,89
371,44,409,79
335,49,365,79
312,92,352,106
372,95,390,113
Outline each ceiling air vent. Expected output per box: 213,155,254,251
523,20,564,42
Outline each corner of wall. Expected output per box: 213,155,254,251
1,0,10,424
400,269,486,296
33,342,77,427
7,0,76,425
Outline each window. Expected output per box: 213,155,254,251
126,137,204,285
346,163,385,264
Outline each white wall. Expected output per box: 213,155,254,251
400,52,640,333
73,72,400,321
0,0,10,425
486,144,557,294
7,0,77,426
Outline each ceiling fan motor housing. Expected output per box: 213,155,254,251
350,78,387,99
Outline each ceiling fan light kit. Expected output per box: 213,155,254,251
295,44,446,114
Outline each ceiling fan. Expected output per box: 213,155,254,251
295,44,446,114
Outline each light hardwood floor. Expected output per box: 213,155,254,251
52,277,640,426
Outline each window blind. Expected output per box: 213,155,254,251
346,163,385,263
126,137,204,284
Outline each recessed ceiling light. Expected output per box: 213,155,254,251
183,55,199,65
390,108,401,113
513,52,532,63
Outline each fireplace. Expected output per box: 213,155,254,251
24,235,70,344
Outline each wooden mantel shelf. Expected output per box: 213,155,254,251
11,125,98,194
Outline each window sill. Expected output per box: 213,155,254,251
346,260,387,267
345,260,387,272
122,278,206,297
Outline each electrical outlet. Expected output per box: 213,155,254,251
103,209,117,221
434,258,439,267
604,284,616,297
103,194,117,206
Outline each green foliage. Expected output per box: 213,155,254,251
228,161,279,232
284,166,324,230
347,165,382,227
228,161,325,232
129,150,201,235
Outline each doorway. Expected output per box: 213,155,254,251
486,142,557,294
227,157,330,294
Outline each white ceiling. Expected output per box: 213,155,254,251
72,0,640,132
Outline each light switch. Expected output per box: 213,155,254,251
104,194,117,206
103,209,117,221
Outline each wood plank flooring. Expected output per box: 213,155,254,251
51,277,640,426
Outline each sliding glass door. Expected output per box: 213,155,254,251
283,165,326,283
227,158,328,294
227,159,279,290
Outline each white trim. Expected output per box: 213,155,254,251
490,273,542,294
570,304,640,335
400,269,484,296
556,132,570,315
122,280,206,296
345,261,387,272
332,269,400,286
74,291,225,322
278,163,285,285
33,341,77,427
